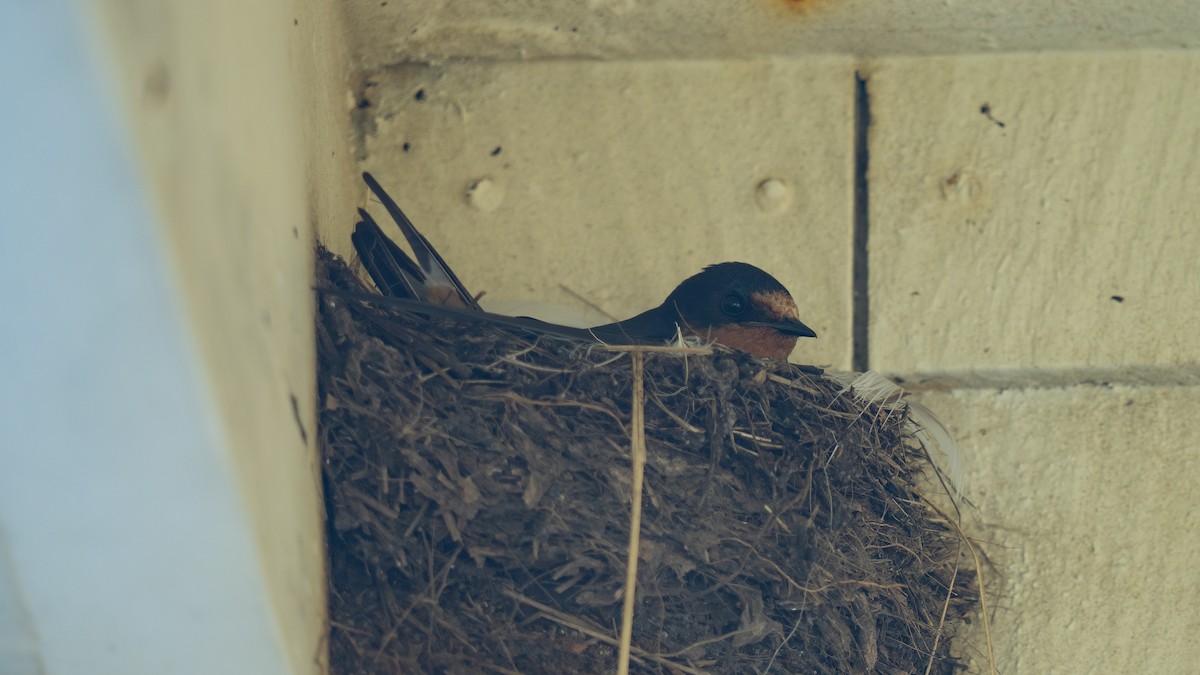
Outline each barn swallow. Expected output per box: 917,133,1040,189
348,172,816,360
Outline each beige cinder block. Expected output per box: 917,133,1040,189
917,384,1200,673
340,1,1200,66
867,51,1200,384
356,59,854,367
91,1,357,672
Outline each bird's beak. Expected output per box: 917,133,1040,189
749,319,818,339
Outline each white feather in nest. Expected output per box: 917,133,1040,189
826,370,964,498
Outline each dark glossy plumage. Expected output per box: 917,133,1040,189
347,173,816,359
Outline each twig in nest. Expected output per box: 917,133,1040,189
617,350,647,675
919,490,997,675
501,589,710,675
595,342,713,356
485,391,628,432
558,283,620,322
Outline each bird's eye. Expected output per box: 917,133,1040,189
721,293,747,316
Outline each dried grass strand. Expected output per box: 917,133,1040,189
617,350,647,675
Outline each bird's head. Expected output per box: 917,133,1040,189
665,262,816,361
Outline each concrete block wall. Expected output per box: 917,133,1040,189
867,51,1200,671
14,1,1190,673
340,4,1200,673
869,52,1200,381
88,0,358,671
918,385,1200,672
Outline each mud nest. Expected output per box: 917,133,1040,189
317,248,978,674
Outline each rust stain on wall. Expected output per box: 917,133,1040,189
775,0,828,14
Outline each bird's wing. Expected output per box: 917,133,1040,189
351,208,426,300
586,305,681,346
319,287,699,350
361,172,481,310
319,287,603,342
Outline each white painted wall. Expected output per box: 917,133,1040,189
0,3,294,674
